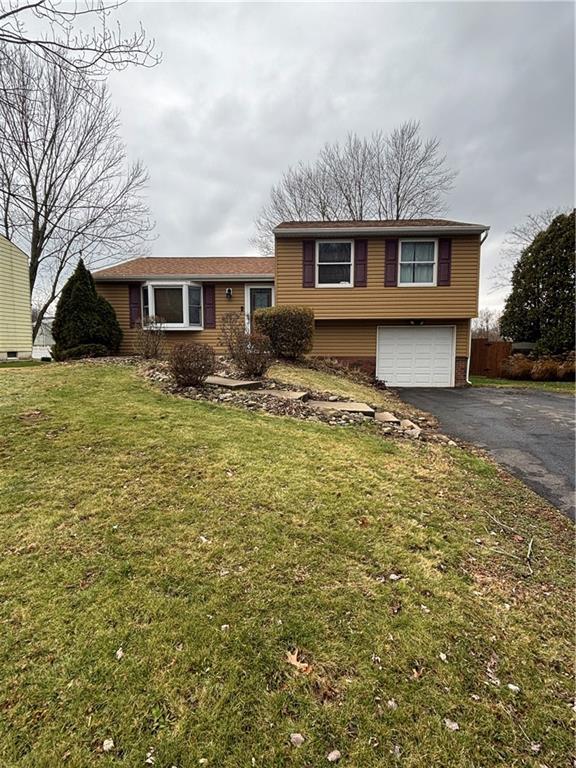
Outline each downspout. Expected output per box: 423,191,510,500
468,228,491,384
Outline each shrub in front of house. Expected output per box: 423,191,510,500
52,259,122,360
169,342,216,387
253,305,314,359
499,354,533,380
530,358,560,381
219,312,273,378
133,317,166,359
558,356,575,381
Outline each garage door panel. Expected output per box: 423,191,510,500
376,326,454,387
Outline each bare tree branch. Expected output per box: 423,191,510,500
252,121,457,254
0,0,159,84
472,308,502,340
490,208,571,291
0,49,155,339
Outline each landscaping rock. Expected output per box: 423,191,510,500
400,418,418,430
205,375,261,390
308,401,375,417
258,389,309,401
375,411,400,425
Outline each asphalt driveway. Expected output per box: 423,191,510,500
399,387,575,520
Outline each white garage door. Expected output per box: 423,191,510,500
376,326,455,387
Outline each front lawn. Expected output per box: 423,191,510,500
0,363,573,767
0,359,48,368
470,375,575,394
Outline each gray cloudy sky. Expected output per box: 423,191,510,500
109,1,574,309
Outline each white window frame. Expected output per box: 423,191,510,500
244,283,275,331
315,240,354,288
143,281,203,330
398,239,438,287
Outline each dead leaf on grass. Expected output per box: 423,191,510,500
285,648,312,674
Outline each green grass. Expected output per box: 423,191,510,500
471,375,575,394
0,359,47,368
0,363,573,767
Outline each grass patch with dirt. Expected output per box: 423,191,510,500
0,363,573,767
470,375,575,394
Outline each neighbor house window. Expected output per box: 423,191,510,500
399,240,436,286
316,241,353,287
142,283,203,328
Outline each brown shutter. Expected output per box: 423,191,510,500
354,239,367,287
203,283,216,328
384,238,398,287
128,283,141,327
302,240,315,287
437,238,452,286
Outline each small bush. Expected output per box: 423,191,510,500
499,354,533,380
253,305,314,359
169,343,216,387
219,312,273,378
133,317,166,359
531,358,560,381
53,343,109,361
558,358,576,381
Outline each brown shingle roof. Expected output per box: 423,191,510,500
274,218,488,232
93,256,275,280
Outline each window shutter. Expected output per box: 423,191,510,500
354,239,367,287
437,238,452,286
302,240,315,287
128,283,141,327
203,283,216,328
384,238,398,287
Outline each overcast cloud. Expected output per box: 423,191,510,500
108,1,575,309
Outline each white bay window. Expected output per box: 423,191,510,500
142,283,203,328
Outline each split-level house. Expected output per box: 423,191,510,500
93,218,489,387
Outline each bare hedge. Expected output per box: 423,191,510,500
169,342,216,387
253,305,314,360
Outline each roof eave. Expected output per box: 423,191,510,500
273,224,490,236
93,274,275,282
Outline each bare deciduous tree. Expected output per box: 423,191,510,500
0,50,154,339
0,0,158,80
472,308,502,341
252,121,457,254
490,208,570,290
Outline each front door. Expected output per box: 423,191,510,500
246,285,273,330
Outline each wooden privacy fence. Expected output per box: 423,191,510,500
470,338,512,377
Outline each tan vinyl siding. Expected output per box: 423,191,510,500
96,281,264,355
0,235,32,358
275,235,480,318
312,319,470,358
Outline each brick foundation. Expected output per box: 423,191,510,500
455,356,469,387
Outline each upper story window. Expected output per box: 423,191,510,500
316,241,353,287
399,240,437,286
142,283,203,328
